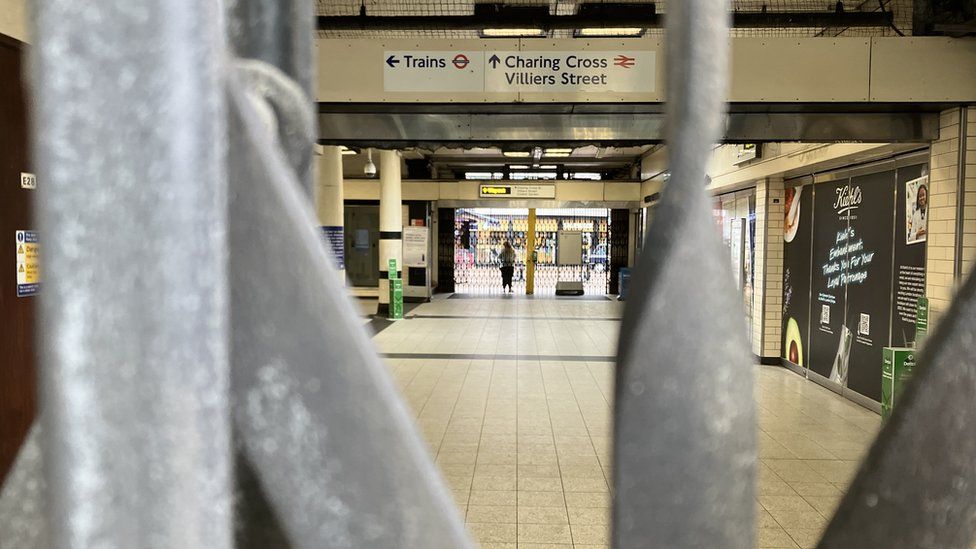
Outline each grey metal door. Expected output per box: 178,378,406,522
344,205,380,287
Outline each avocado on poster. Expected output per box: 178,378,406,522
843,171,896,401
891,165,928,348
808,180,851,381
781,184,813,367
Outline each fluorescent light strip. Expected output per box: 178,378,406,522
508,165,530,169
576,27,644,37
544,152,571,158
544,148,573,154
503,151,531,158
482,28,546,37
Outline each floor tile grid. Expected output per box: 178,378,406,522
374,298,881,549
544,360,611,546
563,362,614,489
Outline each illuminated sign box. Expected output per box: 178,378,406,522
479,184,556,199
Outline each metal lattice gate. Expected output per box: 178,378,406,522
4,1,976,548
454,208,611,296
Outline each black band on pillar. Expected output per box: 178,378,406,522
378,270,403,280
379,231,402,240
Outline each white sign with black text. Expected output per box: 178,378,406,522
402,226,428,268
20,172,36,190
383,50,655,94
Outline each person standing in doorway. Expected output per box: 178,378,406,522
499,241,516,293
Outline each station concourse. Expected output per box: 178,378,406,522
1,1,976,548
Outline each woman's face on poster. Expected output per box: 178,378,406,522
917,186,927,210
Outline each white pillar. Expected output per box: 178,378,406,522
315,145,344,273
378,149,402,313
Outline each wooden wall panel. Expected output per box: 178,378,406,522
0,34,36,483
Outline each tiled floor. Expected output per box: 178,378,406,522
372,295,881,549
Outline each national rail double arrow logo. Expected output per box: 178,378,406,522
614,55,636,68
452,54,470,69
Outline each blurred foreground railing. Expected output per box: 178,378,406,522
2,0,976,548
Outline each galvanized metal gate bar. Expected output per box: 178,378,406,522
227,0,315,197
29,1,233,547
225,79,471,548
613,1,756,548
817,269,976,549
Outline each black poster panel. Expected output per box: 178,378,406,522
891,164,928,347
782,184,813,367
844,171,896,401
808,180,851,380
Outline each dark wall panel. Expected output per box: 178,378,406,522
844,171,896,401
0,35,36,483
782,183,813,367
891,164,929,347
809,180,851,380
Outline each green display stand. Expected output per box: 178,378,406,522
388,259,403,320
882,347,916,421
916,296,929,347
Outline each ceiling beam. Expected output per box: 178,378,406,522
316,12,893,32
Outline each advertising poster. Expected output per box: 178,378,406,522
781,184,813,368
905,175,928,245
843,172,896,401
892,166,928,347
808,180,852,381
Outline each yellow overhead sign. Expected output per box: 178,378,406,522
480,185,512,196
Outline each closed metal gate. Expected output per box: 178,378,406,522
4,1,976,548
454,207,611,296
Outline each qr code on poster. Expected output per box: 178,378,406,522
820,304,830,324
859,313,870,336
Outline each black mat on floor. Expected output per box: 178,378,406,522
448,293,615,301
382,352,616,362
405,314,622,321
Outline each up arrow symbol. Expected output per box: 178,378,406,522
488,54,501,68
386,55,400,68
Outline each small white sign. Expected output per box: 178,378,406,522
20,172,36,190
859,313,870,336
479,184,556,199
733,144,759,165
402,226,428,268
557,231,583,266
821,304,831,325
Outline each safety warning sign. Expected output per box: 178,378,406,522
15,230,39,297
383,50,655,93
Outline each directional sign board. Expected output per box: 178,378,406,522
480,184,556,199
485,51,654,93
383,51,484,92
383,50,654,94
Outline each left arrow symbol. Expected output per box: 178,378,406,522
386,55,400,68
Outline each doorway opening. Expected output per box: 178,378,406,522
454,208,611,296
